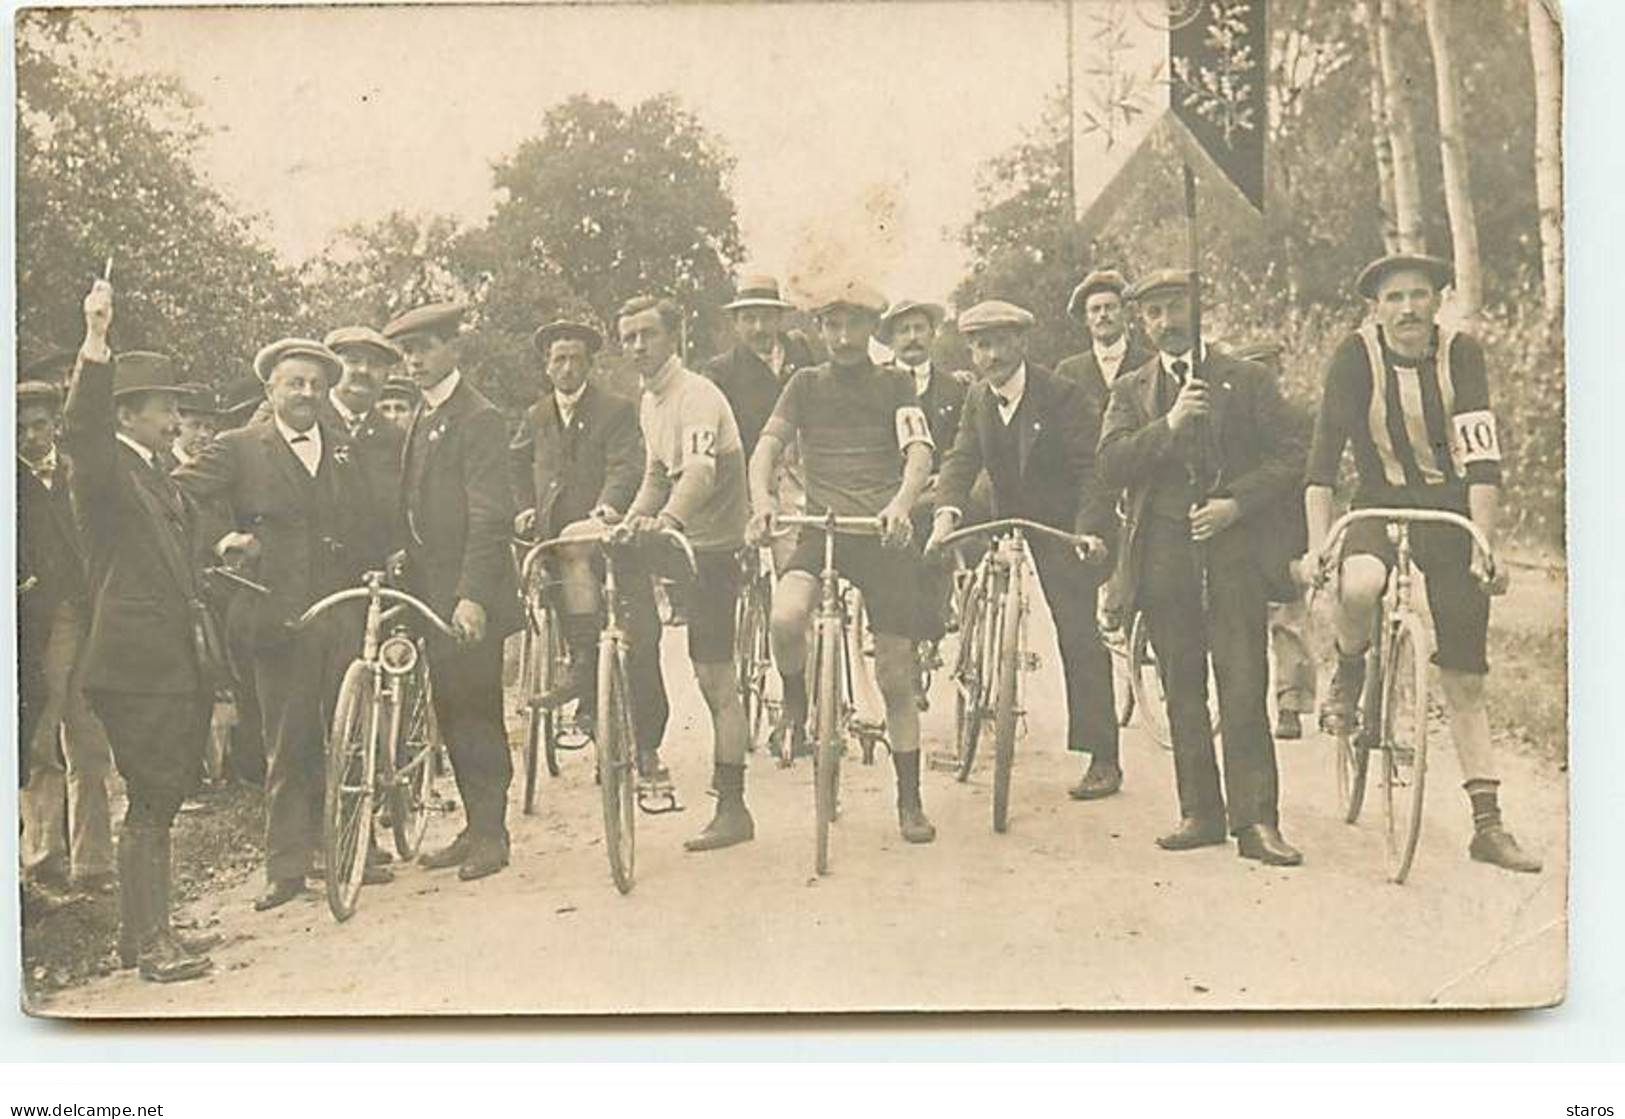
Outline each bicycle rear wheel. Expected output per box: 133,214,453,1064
391,655,439,859
596,641,637,894
1380,615,1430,884
324,660,377,922
813,616,842,876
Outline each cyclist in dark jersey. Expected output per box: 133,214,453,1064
1301,254,1540,874
747,280,939,845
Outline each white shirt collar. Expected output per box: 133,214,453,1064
420,368,461,413
904,361,933,397
274,413,321,448
1159,344,1207,379
116,432,159,469
646,356,683,399
994,362,1028,420
329,389,366,427
22,446,58,476
171,441,196,468
554,381,588,420
1094,334,1127,364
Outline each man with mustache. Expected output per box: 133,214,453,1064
1099,269,1305,866
1300,254,1540,874
174,338,387,910
322,326,407,523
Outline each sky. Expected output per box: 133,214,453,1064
96,1,1169,308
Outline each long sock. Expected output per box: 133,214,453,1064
1466,779,1501,832
892,750,922,810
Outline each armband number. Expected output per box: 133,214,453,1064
1451,409,1500,466
684,426,717,460
895,405,934,449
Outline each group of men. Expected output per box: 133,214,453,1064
16,242,1542,984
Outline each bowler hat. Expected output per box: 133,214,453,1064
876,300,946,344
1125,269,1195,302
1355,254,1454,300
956,300,1036,334
808,280,888,319
253,338,343,384
724,275,795,312
175,382,219,415
324,325,402,364
110,352,183,399
382,301,467,341
216,376,267,423
1066,269,1128,319
532,320,604,358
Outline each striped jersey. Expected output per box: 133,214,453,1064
1306,323,1502,498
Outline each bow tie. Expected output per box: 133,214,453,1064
289,433,312,445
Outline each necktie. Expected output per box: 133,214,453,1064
1171,359,1189,386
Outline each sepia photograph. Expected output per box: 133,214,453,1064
12,0,1567,1018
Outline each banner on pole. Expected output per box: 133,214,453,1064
1167,0,1267,212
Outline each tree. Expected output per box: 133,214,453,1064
1361,1,1402,253
483,95,744,360
1526,0,1563,332
1375,0,1427,254
1423,0,1484,317
15,11,302,385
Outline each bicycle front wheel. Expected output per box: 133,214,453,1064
596,641,637,894
813,616,843,876
391,655,440,859
954,569,995,783
1381,615,1430,884
991,588,1022,834
324,660,378,922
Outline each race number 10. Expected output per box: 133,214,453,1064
1451,409,1501,465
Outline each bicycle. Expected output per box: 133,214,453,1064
521,523,696,894
933,519,1105,833
513,538,591,814
733,545,779,753
294,571,455,922
1311,507,1498,884
772,511,893,875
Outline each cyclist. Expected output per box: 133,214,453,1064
1299,253,1540,874
924,300,1121,802
747,280,939,844
615,296,755,852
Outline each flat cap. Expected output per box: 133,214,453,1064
808,280,888,318
380,376,420,404
956,300,1036,334
16,380,63,409
1125,269,1195,302
252,338,343,384
381,301,467,341
875,300,945,344
532,320,604,358
111,352,183,399
1355,253,1454,300
323,325,401,364
1066,269,1129,319
724,275,795,311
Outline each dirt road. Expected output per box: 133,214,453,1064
37,598,1567,1017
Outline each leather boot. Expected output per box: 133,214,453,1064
157,830,221,955
893,751,937,844
684,764,755,852
419,828,473,870
136,828,210,983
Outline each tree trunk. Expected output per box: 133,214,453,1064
1423,0,1483,318
1377,0,1426,254
1363,0,1402,253
1527,0,1564,331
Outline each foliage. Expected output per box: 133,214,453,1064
15,11,302,387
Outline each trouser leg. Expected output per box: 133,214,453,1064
1139,522,1224,823
253,640,326,882
58,609,114,878
19,604,76,877
1033,541,1118,764
429,634,513,843
1206,536,1279,832
1269,600,1316,714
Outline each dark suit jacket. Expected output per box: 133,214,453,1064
173,417,382,650
1053,335,1156,401
321,395,405,531
1097,351,1303,613
402,374,521,637
509,380,642,539
908,365,969,473
17,456,87,627
701,332,817,458
936,364,1115,542
63,357,206,695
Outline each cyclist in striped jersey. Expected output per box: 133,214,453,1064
1301,254,1540,874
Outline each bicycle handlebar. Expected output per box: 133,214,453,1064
933,518,1106,563
201,565,272,597
772,513,883,536
519,523,699,582
1314,507,1497,587
293,580,457,638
